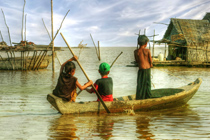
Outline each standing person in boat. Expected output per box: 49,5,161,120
86,62,113,101
134,35,153,100
53,56,93,102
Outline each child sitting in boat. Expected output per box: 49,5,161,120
86,62,113,101
53,56,93,102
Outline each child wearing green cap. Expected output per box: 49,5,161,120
86,62,113,101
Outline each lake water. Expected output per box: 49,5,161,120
0,47,210,139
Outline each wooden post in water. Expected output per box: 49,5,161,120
136,30,141,49
90,34,100,60
21,0,26,41
0,30,4,41
1,9,12,46
24,14,27,42
152,30,155,58
164,43,167,59
51,0,55,72
98,41,101,60
42,18,52,40
207,41,208,64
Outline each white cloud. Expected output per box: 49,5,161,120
1,0,210,46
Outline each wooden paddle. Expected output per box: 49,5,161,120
60,32,110,113
77,51,123,96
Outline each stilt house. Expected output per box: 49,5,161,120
160,13,210,64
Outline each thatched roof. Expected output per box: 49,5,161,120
203,12,210,21
163,17,210,46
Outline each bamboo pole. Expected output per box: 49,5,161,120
36,50,49,70
1,9,12,46
0,30,4,42
90,34,100,60
42,18,62,65
24,14,27,41
42,18,52,40
9,51,16,70
137,30,140,49
98,41,101,60
34,51,46,70
110,52,123,68
21,51,23,70
0,55,9,70
28,51,36,70
164,43,167,59
51,0,55,72
23,51,26,70
21,0,26,41
12,51,16,69
207,42,208,63
152,30,155,58
36,9,70,70
6,51,14,70
60,32,110,113
32,51,38,70
77,51,124,95
46,9,70,50
33,51,42,70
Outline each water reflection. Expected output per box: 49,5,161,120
135,105,200,139
136,116,154,140
47,105,200,139
49,115,78,139
94,116,114,139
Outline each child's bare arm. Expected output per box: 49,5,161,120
134,49,139,63
76,80,93,90
148,50,153,68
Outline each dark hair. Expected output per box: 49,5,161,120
138,35,149,46
99,71,109,76
62,61,76,78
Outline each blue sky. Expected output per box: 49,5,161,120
0,0,210,47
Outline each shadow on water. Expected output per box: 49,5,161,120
47,105,200,139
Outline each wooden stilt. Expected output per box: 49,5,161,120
207,41,208,63
98,41,101,60
90,34,100,60
51,0,55,72
0,30,4,41
164,43,167,59
152,30,155,58
21,0,26,41
6,51,14,70
1,9,12,46
0,55,9,69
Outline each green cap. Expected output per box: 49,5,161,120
99,62,110,73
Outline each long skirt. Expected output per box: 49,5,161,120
136,68,152,100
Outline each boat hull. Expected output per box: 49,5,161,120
47,78,202,114
0,55,51,70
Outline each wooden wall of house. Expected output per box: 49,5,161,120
187,43,210,62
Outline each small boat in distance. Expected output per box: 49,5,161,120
47,78,202,115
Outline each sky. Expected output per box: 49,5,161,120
0,0,210,47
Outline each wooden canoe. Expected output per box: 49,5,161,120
47,78,202,115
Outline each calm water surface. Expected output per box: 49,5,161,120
0,47,210,139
